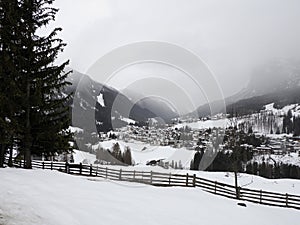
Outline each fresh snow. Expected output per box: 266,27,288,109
72,148,300,195
96,93,105,107
251,152,300,167
92,140,195,167
264,102,299,116
189,170,300,195
120,117,136,124
73,150,96,164
173,118,228,130
68,126,83,133
0,168,299,225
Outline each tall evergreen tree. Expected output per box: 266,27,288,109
191,149,203,170
21,0,72,168
0,0,72,168
293,117,300,136
123,146,132,165
111,142,122,162
0,0,23,167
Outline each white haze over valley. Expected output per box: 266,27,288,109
41,0,300,101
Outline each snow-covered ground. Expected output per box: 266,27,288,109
191,170,300,195
91,140,195,167
239,103,300,134
120,116,136,124
96,93,105,107
68,126,83,133
251,152,300,167
73,150,97,164
171,103,300,132
264,103,300,117
71,149,300,195
0,168,299,225
173,118,228,130
72,102,300,170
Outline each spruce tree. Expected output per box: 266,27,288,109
20,0,72,168
112,142,123,162
0,0,72,168
293,117,300,136
123,146,132,165
192,150,203,170
0,0,23,167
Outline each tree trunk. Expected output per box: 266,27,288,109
0,144,5,167
24,80,32,169
234,170,239,199
24,147,31,168
8,144,13,167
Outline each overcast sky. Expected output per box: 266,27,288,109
46,0,300,99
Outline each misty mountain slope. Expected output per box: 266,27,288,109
227,86,300,116
230,58,300,102
122,89,179,123
66,70,153,132
65,70,177,132
195,59,300,117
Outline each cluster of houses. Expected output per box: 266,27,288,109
93,112,300,162
116,125,191,148
253,135,300,156
115,124,223,151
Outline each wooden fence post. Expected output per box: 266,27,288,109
235,185,240,199
214,181,217,194
90,164,93,176
65,162,68,173
79,163,82,175
192,174,196,187
42,161,45,170
50,161,53,170
150,171,153,184
286,193,289,207
95,165,98,177
186,173,189,187
260,190,262,204
133,170,136,180
119,169,122,180
168,173,171,186
106,167,108,178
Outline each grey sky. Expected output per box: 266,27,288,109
47,0,300,98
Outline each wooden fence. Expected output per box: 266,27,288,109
5,158,300,210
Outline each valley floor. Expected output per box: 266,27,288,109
0,168,299,225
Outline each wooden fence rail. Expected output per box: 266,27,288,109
4,157,300,210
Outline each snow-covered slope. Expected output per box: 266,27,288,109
73,150,96,164
67,149,300,195
251,153,300,167
92,140,195,167
173,118,228,130
67,70,177,132
263,102,300,117
0,168,299,225
236,102,300,134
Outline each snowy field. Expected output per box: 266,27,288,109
88,140,195,167
72,148,300,195
252,152,300,167
0,168,299,225
173,118,228,130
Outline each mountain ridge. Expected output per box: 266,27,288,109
195,58,300,117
